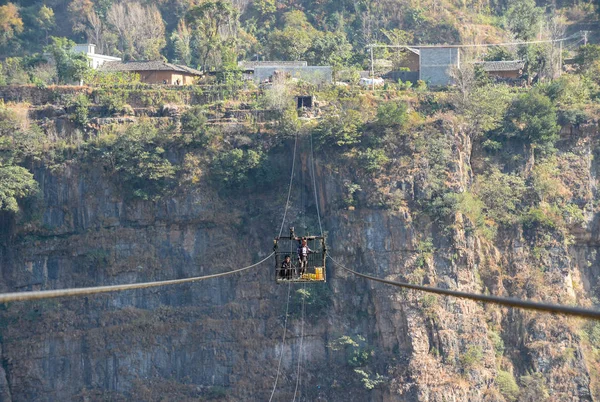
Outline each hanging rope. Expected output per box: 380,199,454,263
292,283,306,402
0,253,274,303
327,254,600,320
278,132,299,238
309,132,324,237
268,280,292,402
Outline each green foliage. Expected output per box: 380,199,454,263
488,330,505,356
453,191,496,240
83,70,141,87
44,37,90,84
67,93,90,128
474,169,526,226
91,122,177,200
0,163,38,213
314,109,364,148
376,100,408,128
358,148,389,173
459,345,483,372
505,0,543,40
496,370,519,402
290,285,331,318
211,148,263,188
353,369,386,390
575,44,600,73
484,46,515,61
465,85,515,133
329,335,373,367
502,91,558,151
519,373,549,401
180,106,211,145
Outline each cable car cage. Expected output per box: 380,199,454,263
274,228,326,283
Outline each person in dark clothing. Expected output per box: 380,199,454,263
280,255,292,280
297,238,312,277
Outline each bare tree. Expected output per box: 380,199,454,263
107,2,166,60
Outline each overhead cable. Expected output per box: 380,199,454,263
0,253,274,303
278,133,299,238
268,281,292,402
328,254,600,320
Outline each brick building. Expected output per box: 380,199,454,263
99,61,203,85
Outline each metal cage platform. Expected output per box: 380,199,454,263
274,229,326,283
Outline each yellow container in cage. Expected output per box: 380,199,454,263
315,267,324,280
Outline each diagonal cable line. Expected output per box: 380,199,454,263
328,253,600,320
0,252,274,303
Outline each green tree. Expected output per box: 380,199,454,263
0,163,38,213
0,3,23,45
267,11,317,61
186,0,238,71
376,100,408,127
306,31,352,67
211,148,263,187
44,37,90,84
574,44,600,73
36,5,55,45
314,109,364,148
170,20,192,65
496,370,519,402
503,91,558,150
505,0,543,40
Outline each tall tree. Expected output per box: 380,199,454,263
107,2,167,60
36,5,55,46
170,19,192,64
185,0,238,70
0,3,23,45
505,0,543,40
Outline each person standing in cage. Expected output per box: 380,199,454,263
297,238,312,277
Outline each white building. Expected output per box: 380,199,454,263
72,44,121,69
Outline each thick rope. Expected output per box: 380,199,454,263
292,283,306,402
309,132,324,237
278,132,298,238
268,280,292,402
0,253,274,303
327,254,600,320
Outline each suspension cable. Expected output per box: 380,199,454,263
309,132,324,237
278,132,299,238
327,253,600,320
292,283,306,402
0,253,274,303
268,281,292,402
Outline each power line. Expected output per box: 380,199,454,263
0,253,274,303
366,32,582,49
328,254,600,320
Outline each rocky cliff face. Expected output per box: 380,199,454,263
0,102,599,401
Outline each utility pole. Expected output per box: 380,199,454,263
370,45,375,91
559,39,563,76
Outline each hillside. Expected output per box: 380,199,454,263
0,52,600,400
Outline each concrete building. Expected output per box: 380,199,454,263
72,44,121,69
99,61,203,85
418,47,460,86
239,61,332,85
475,60,525,79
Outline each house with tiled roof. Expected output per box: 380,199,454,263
475,60,525,79
99,61,203,85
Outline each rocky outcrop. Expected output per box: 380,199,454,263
0,112,598,401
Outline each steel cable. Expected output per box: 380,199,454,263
327,253,600,320
0,252,274,303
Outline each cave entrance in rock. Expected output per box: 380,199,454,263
274,228,326,283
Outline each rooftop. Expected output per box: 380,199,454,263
476,60,525,71
99,61,203,75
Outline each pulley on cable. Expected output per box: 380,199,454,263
274,227,326,283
